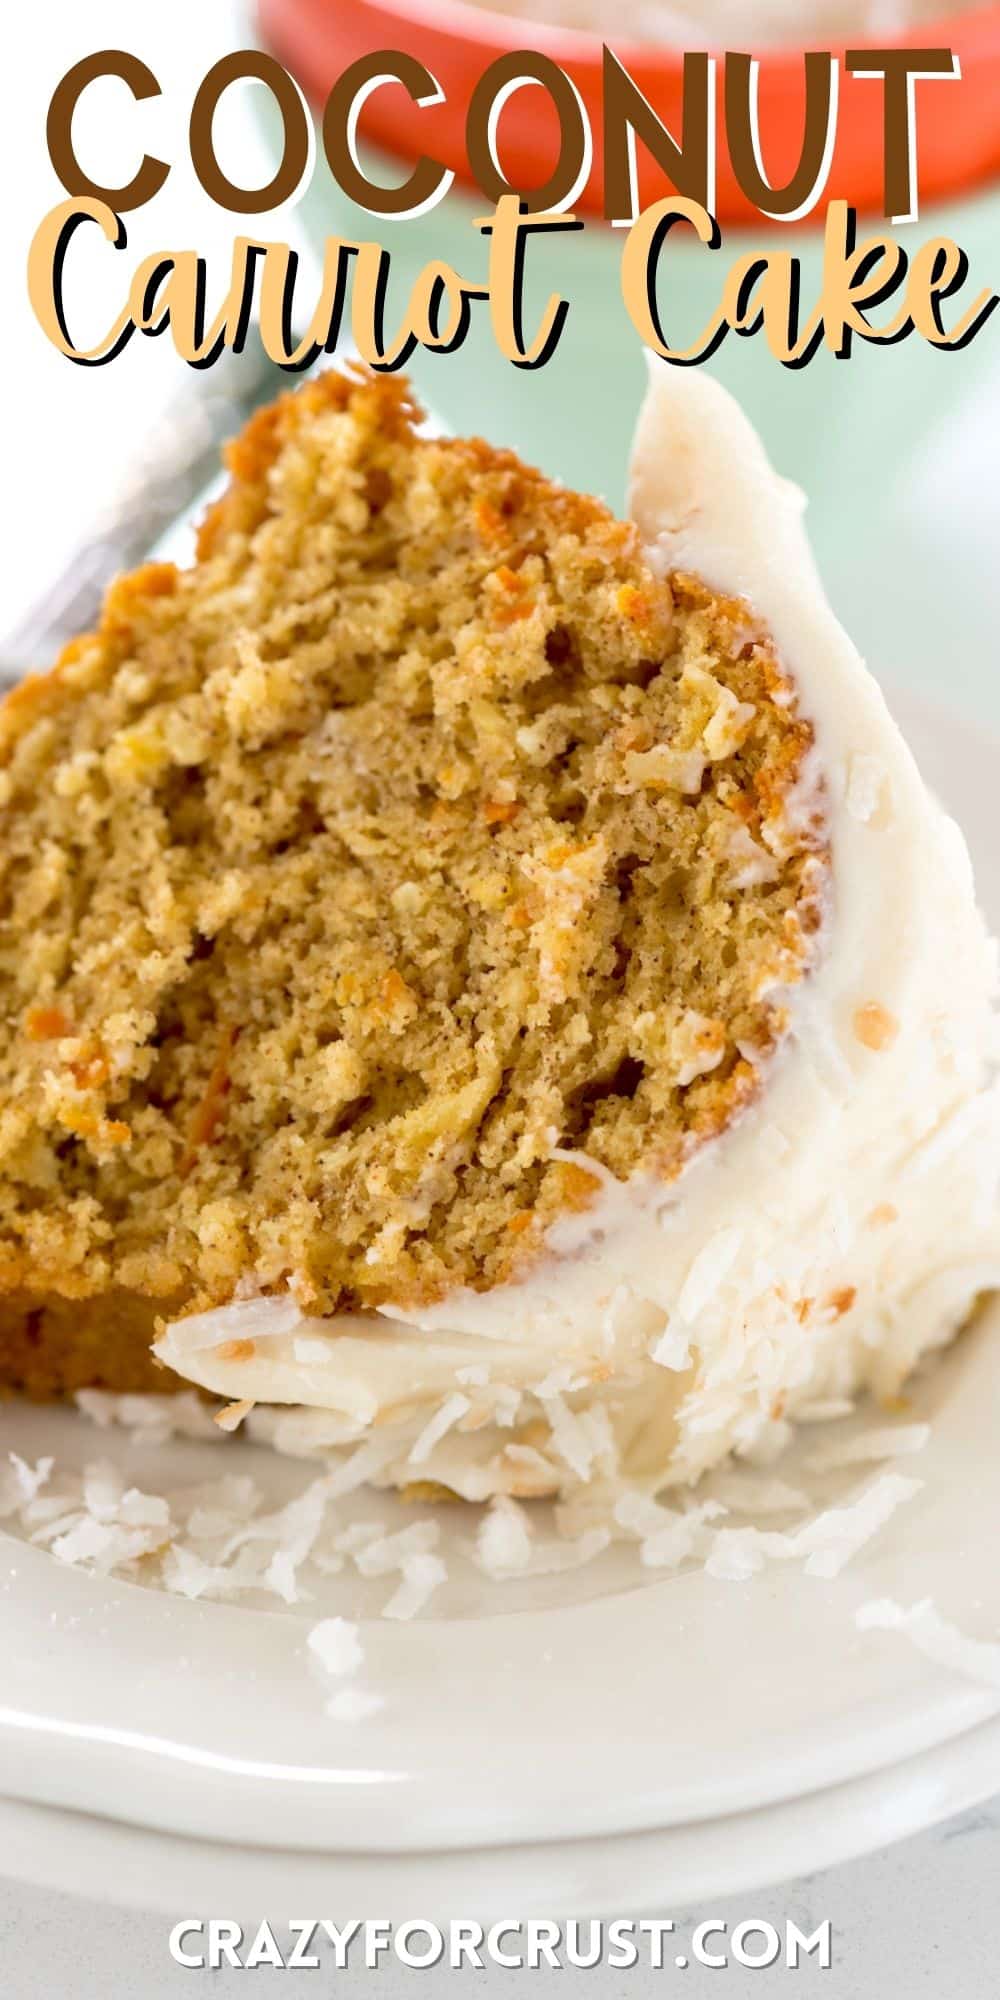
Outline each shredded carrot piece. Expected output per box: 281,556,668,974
492,563,533,626
556,1161,602,1210
179,1024,238,1176
68,1034,109,1088
506,1209,534,1234
495,599,533,628
70,1053,109,1089
58,1107,130,1146
482,797,520,826
381,968,412,1006
473,497,505,541
25,1004,74,1041
616,584,650,623
827,1286,857,1318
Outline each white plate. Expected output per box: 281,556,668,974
3,1705,1000,1920
1,690,998,1905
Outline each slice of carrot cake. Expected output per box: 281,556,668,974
0,363,996,1499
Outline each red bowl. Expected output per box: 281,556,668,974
259,0,1000,221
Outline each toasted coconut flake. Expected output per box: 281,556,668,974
214,1398,254,1433
853,1002,899,1052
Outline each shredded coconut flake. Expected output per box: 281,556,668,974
476,1496,534,1576
307,1616,364,1677
407,1394,471,1466
676,1228,743,1322
540,1391,596,1483
856,1598,1000,1691
354,1520,440,1578
650,1322,692,1371
0,1453,53,1515
640,1500,725,1571
382,1552,448,1621
0,1313,948,1628
794,1472,923,1579
76,1388,223,1443
214,1399,254,1433
703,1473,922,1583
164,1294,305,1353
709,1471,809,1515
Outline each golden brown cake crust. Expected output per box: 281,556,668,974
0,1291,182,1399
0,367,828,1387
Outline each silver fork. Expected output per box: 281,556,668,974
0,348,299,686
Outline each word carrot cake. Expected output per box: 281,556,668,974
0,362,996,1500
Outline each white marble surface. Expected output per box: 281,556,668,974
2,1805,999,1995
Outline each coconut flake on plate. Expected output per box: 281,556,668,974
382,1552,448,1621
703,1472,922,1583
643,1504,726,1571
856,1597,1000,1691
307,1616,364,1677
476,1495,534,1577
518,1527,611,1576
353,1519,440,1579
30,1458,175,1574
792,1472,924,1579
708,1470,810,1516
76,1389,224,1444
0,1453,53,1515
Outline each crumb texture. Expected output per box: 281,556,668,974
0,369,827,1367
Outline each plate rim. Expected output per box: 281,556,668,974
4,1700,1000,1919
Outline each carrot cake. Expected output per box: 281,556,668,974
0,361,997,1500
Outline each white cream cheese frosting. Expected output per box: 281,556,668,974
155,362,1000,1502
